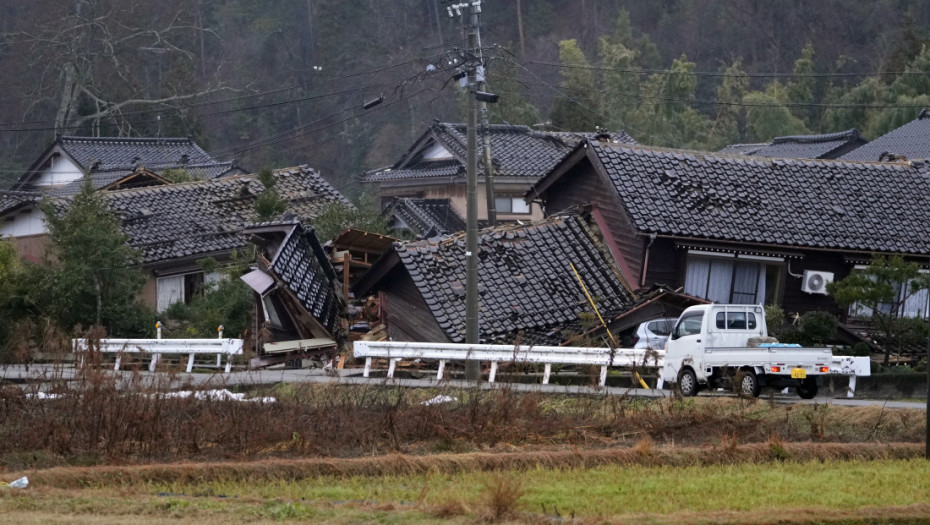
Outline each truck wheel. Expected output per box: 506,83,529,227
797,378,818,399
737,370,760,398
677,368,698,397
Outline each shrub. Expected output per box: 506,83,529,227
797,310,837,345
764,304,786,338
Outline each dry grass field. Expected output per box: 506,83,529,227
1,366,928,523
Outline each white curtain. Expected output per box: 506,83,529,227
731,262,759,304
901,282,929,319
157,275,185,313
684,257,710,298
686,255,766,304
706,259,734,303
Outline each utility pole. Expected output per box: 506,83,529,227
464,2,481,380
446,1,497,381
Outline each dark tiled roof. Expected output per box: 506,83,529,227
718,129,864,159
364,160,462,183
383,198,466,238
840,110,930,161
58,136,218,172
103,165,349,264
252,221,341,336
361,122,636,183
587,141,930,254
391,213,636,344
716,143,766,156
0,190,42,215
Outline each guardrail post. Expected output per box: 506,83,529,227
848,376,857,398
364,357,372,378
387,358,397,379
186,354,195,373
156,321,162,340
217,325,224,373
224,355,232,374
436,360,446,380
599,365,608,387
543,363,552,385
489,361,498,383
114,355,121,371
149,353,159,372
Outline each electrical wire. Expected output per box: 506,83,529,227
0,52,449,130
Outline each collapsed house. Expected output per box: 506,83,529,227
242,221,345,368
352,211,640,346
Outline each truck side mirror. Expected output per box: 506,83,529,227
670,327,680,341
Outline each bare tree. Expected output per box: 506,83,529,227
7,0,230,135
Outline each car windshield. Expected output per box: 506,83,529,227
649,319,674,336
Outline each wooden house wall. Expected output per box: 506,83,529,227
642,240,856,319
641,239,680,289
540,160,646,284
380,267,450,342
780,250,852,319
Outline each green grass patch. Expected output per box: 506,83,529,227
136,458,930,520
5,458,930,523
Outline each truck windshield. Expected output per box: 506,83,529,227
676,312,704,337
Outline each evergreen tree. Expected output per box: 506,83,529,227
786,43,816,127
598,10,640,131
549,39,601,131
707,59,749,148
742,82,808,142
40,179,152,335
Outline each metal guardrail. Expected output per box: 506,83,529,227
353,341,663,386
354,342,872,395
73,324,243,373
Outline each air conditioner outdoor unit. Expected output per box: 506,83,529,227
801,270,834,295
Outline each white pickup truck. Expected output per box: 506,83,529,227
660,304,860,399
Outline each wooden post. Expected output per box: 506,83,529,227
342,252,351,299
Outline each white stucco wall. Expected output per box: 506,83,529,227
33,151,83,187
0,209,47,236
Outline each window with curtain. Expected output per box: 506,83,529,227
156,275,185,313
684,255,768,304
849,272,930,319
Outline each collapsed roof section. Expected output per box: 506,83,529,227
242,221,345,357
102,165,349,266
382,197,466,238
355,211,637,345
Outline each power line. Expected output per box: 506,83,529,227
0,72,447,134
0,53,448,130
211,85,441,158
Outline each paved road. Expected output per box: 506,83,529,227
1,364,925,410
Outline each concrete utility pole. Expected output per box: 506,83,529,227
464,3,481,380
446,1,483,380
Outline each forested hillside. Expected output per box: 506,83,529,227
1,0,928,197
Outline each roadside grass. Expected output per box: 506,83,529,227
3,458,930,524
0,369,925,471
